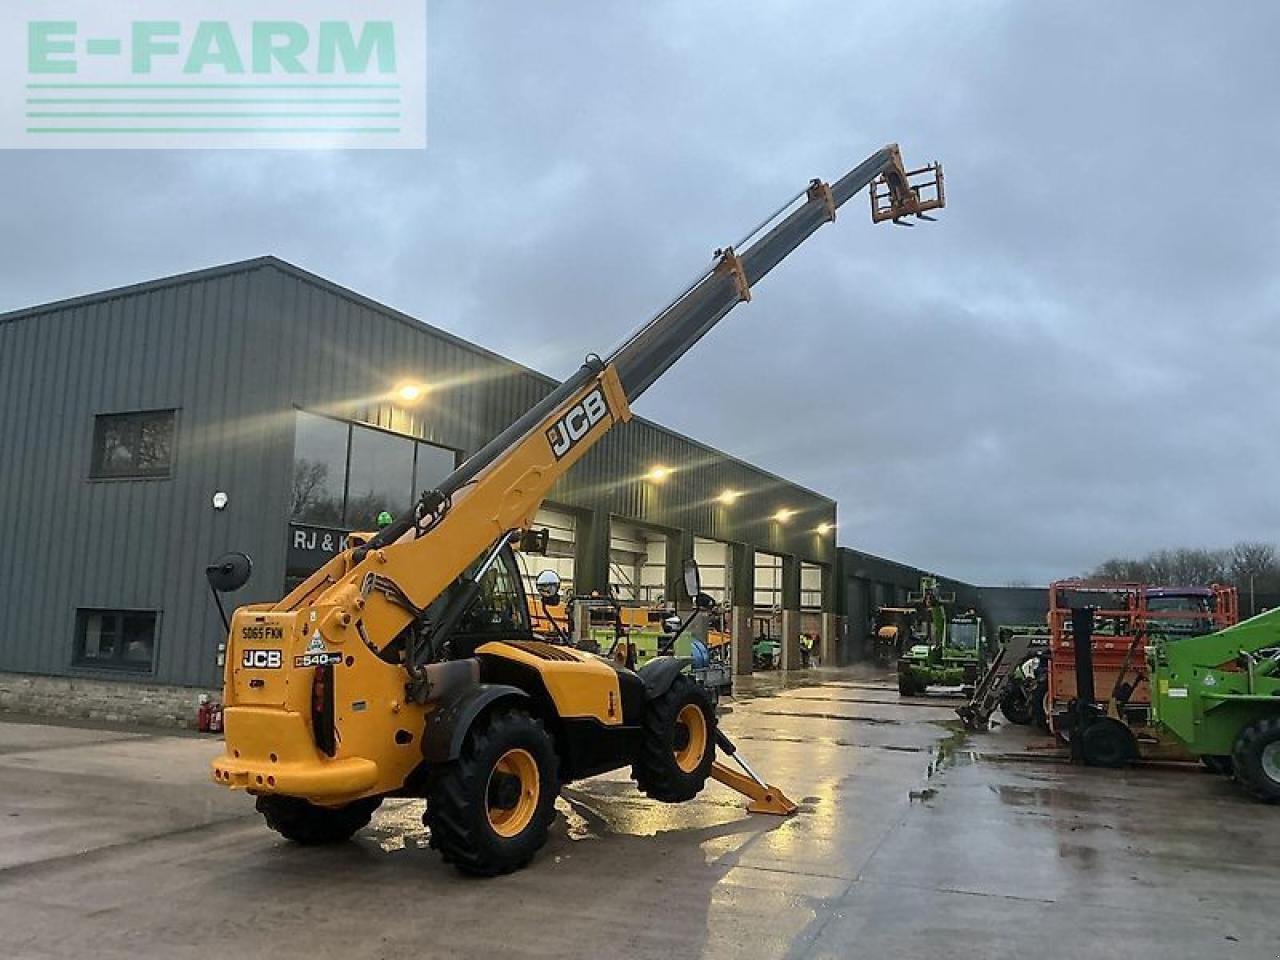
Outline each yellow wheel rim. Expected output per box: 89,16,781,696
486,748,540,839
674,703,708,774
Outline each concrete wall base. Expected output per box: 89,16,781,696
0,672,217,729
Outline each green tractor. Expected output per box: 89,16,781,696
1149,607,1280,802
896,576,989,696
898,611,987,696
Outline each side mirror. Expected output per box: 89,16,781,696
682,558,701,600
205,552,252,593
535,569,562,603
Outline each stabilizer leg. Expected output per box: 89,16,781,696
711,729,798,816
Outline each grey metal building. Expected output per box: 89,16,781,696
0,257,837,695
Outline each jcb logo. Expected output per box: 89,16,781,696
546,387,609,460
241,649,282,670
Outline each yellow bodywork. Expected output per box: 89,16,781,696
212,368,632,802
476,641,623,724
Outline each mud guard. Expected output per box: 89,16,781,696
421,684,529,763
637,656,693,699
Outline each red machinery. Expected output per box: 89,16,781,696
1046,580,1238,738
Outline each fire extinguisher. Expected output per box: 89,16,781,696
196,694,212,732
196,693,223,733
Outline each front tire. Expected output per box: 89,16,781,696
1079,718,1138,769
424,708,560,876
632,675,716,802
1232,717,1280,803
999,688,1033,725
256,795,382,844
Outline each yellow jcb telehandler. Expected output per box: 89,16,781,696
206,145,944,875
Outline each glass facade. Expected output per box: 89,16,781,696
347,425,416,530
289,411,459,530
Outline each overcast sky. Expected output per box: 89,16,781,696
2,1,1277,585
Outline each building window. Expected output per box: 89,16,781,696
346,424,415,530
91,410,175,479
291,411,348,525
74,609,158,672
289,411,459,530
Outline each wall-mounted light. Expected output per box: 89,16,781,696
816,522,833,535
717,488,741,505
647,465,672,483
395,382,428,403
773,508,794,523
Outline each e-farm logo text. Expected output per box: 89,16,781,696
2,1,426,149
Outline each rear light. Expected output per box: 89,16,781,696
311,665,336,756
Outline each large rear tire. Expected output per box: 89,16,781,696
1231,716,1280,803
256,795,382,844
632,674,716,802
1080,717,1138,769
424,708,560,876
999,688,1033,725
898,670,923,697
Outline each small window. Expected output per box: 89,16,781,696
91,410,175,479
74,609,158,672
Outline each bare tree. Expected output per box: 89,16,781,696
291,459,341,524
1230,541,1279,588
1088,542,1277,594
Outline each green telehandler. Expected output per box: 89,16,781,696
1149,607,1280,802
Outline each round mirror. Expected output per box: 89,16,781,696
205,552,252,593
535,569,562,600
682,558,701,600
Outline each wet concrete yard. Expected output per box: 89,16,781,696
1,667,1276,959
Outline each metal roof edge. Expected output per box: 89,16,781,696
2,255,837,508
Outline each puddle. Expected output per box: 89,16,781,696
924,723,982,779
756,710,900,726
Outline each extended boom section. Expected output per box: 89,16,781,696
211,144,943,874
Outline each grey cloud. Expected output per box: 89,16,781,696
2,0,1276,585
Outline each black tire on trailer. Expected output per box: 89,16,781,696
632,674,716,803
999,689,1033,725
1231,716,1280,803
1080,718,1139,769
1200,755,1234,777
424,708,560,876
256,794,382,844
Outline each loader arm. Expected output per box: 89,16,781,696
218,144,942,803
280,145,939,653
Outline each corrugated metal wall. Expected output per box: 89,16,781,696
0,259,835,687
0,267,289,685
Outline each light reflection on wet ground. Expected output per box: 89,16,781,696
1,665,1277,959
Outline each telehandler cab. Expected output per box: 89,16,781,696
208,145,944,875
